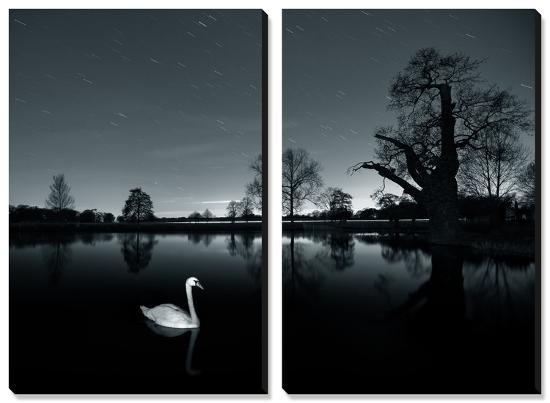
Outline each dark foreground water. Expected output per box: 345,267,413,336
10,232,263,393
283,232,537,394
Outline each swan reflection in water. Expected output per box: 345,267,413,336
144,322,201,376
141,277,204,375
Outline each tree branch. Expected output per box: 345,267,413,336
375,133,427,187
350,161,422,201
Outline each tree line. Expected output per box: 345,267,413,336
11,155,263,224
283,145,535,224
282,48,536,235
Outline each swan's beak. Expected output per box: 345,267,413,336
196,282,204,290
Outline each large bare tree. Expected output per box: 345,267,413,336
282,148,323,222
46,174,75,212
351,48,531,243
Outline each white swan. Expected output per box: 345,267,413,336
140,277,203,328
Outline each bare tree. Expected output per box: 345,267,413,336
458,128,528,202
350,48,531,243
240,196,254,221
226,200,241,223
46,174,75,212
282,148,324,222
246,154,263,211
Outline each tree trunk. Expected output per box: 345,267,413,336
422,163,459,245
290,196,294,223
422,84,460,245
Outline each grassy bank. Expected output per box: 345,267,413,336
10,221,262,233
282,219,429,233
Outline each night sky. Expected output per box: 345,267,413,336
10,10,263,218
283,9,537,212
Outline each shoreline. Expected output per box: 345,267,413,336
9,221,263,233
282,221,535,259
10,220,535,258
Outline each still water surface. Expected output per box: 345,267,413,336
283,232,536,393
10,232,263,393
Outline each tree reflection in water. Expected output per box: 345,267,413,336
187,233,214,248
118,233,158,274
226,233,262,285
318,232,355,271
464,256,534,326
41,238,73,285
288,232,533,330
284,231,535,392
283,233,326,301
356,235,431,278
37,233,115,285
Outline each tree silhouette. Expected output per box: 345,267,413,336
283,148,323,222
226,200,240,223
318,187,353,221
246,154,263,210
103,212,115,223
458,128,528,203
122,188,154,223
240,196,254,221
202,209,214,221
79,209,98,223
188,211,202,222
45,174,75,212
351,48,531,243
373,192,399,209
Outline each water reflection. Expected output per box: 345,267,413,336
118,233,158,274
226,233,261,284
373,273,395,308
284,231,534,329
319,232,355,271
41,240,72,285
384,245,466,333
283,233,326,300
10,231,263,393
464,256,534,326
283,231,535,392
187,233,214,247
357,235,431,278
144,323,201,376
79,233,114,245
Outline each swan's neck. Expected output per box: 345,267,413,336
186,284,199,324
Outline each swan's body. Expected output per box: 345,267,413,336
140,277,203,329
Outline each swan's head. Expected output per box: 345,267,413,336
186,277,204,290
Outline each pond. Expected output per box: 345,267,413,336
283,231,537,393
10,232,263,393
